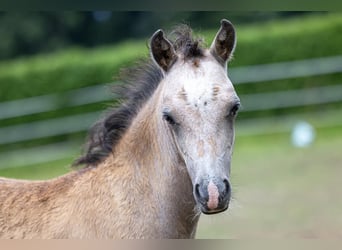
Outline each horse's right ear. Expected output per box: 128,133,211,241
150,29,177,72
210,19,236,65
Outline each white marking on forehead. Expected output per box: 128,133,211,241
179,59,234,106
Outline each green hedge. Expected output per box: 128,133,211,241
0,13,341,103
229,13,342,66
0,41,147,102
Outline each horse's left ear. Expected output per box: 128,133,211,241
210,19,236,65
150,29,177,72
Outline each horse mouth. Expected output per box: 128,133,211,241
200,203,229,215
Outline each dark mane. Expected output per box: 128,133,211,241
75,24,205,166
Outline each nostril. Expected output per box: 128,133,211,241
223,179,231,195
195,183,200,198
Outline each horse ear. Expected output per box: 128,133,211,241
210,19,236,65
150,29,177,72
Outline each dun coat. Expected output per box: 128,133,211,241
0,19,240,239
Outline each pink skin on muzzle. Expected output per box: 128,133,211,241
207,181,219,210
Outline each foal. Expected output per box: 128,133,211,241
0,19,240,239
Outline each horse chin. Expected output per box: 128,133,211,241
200,204,229,215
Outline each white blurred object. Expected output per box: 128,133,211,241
291,121,316,147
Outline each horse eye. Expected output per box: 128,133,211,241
163,113,176,125
229,103,240,116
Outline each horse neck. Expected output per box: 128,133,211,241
110,84,200,237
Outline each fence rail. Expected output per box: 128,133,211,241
230,55,342,84
0,112,101,145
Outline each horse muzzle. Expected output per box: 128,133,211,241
194,178,231,214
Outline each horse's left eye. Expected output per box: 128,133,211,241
229,103,240,117
163,112,177,126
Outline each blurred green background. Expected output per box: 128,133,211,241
0,12,341,238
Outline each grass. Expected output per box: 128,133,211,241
0,157,72,180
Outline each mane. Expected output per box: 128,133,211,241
75,24,205,167
170,24,204,58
